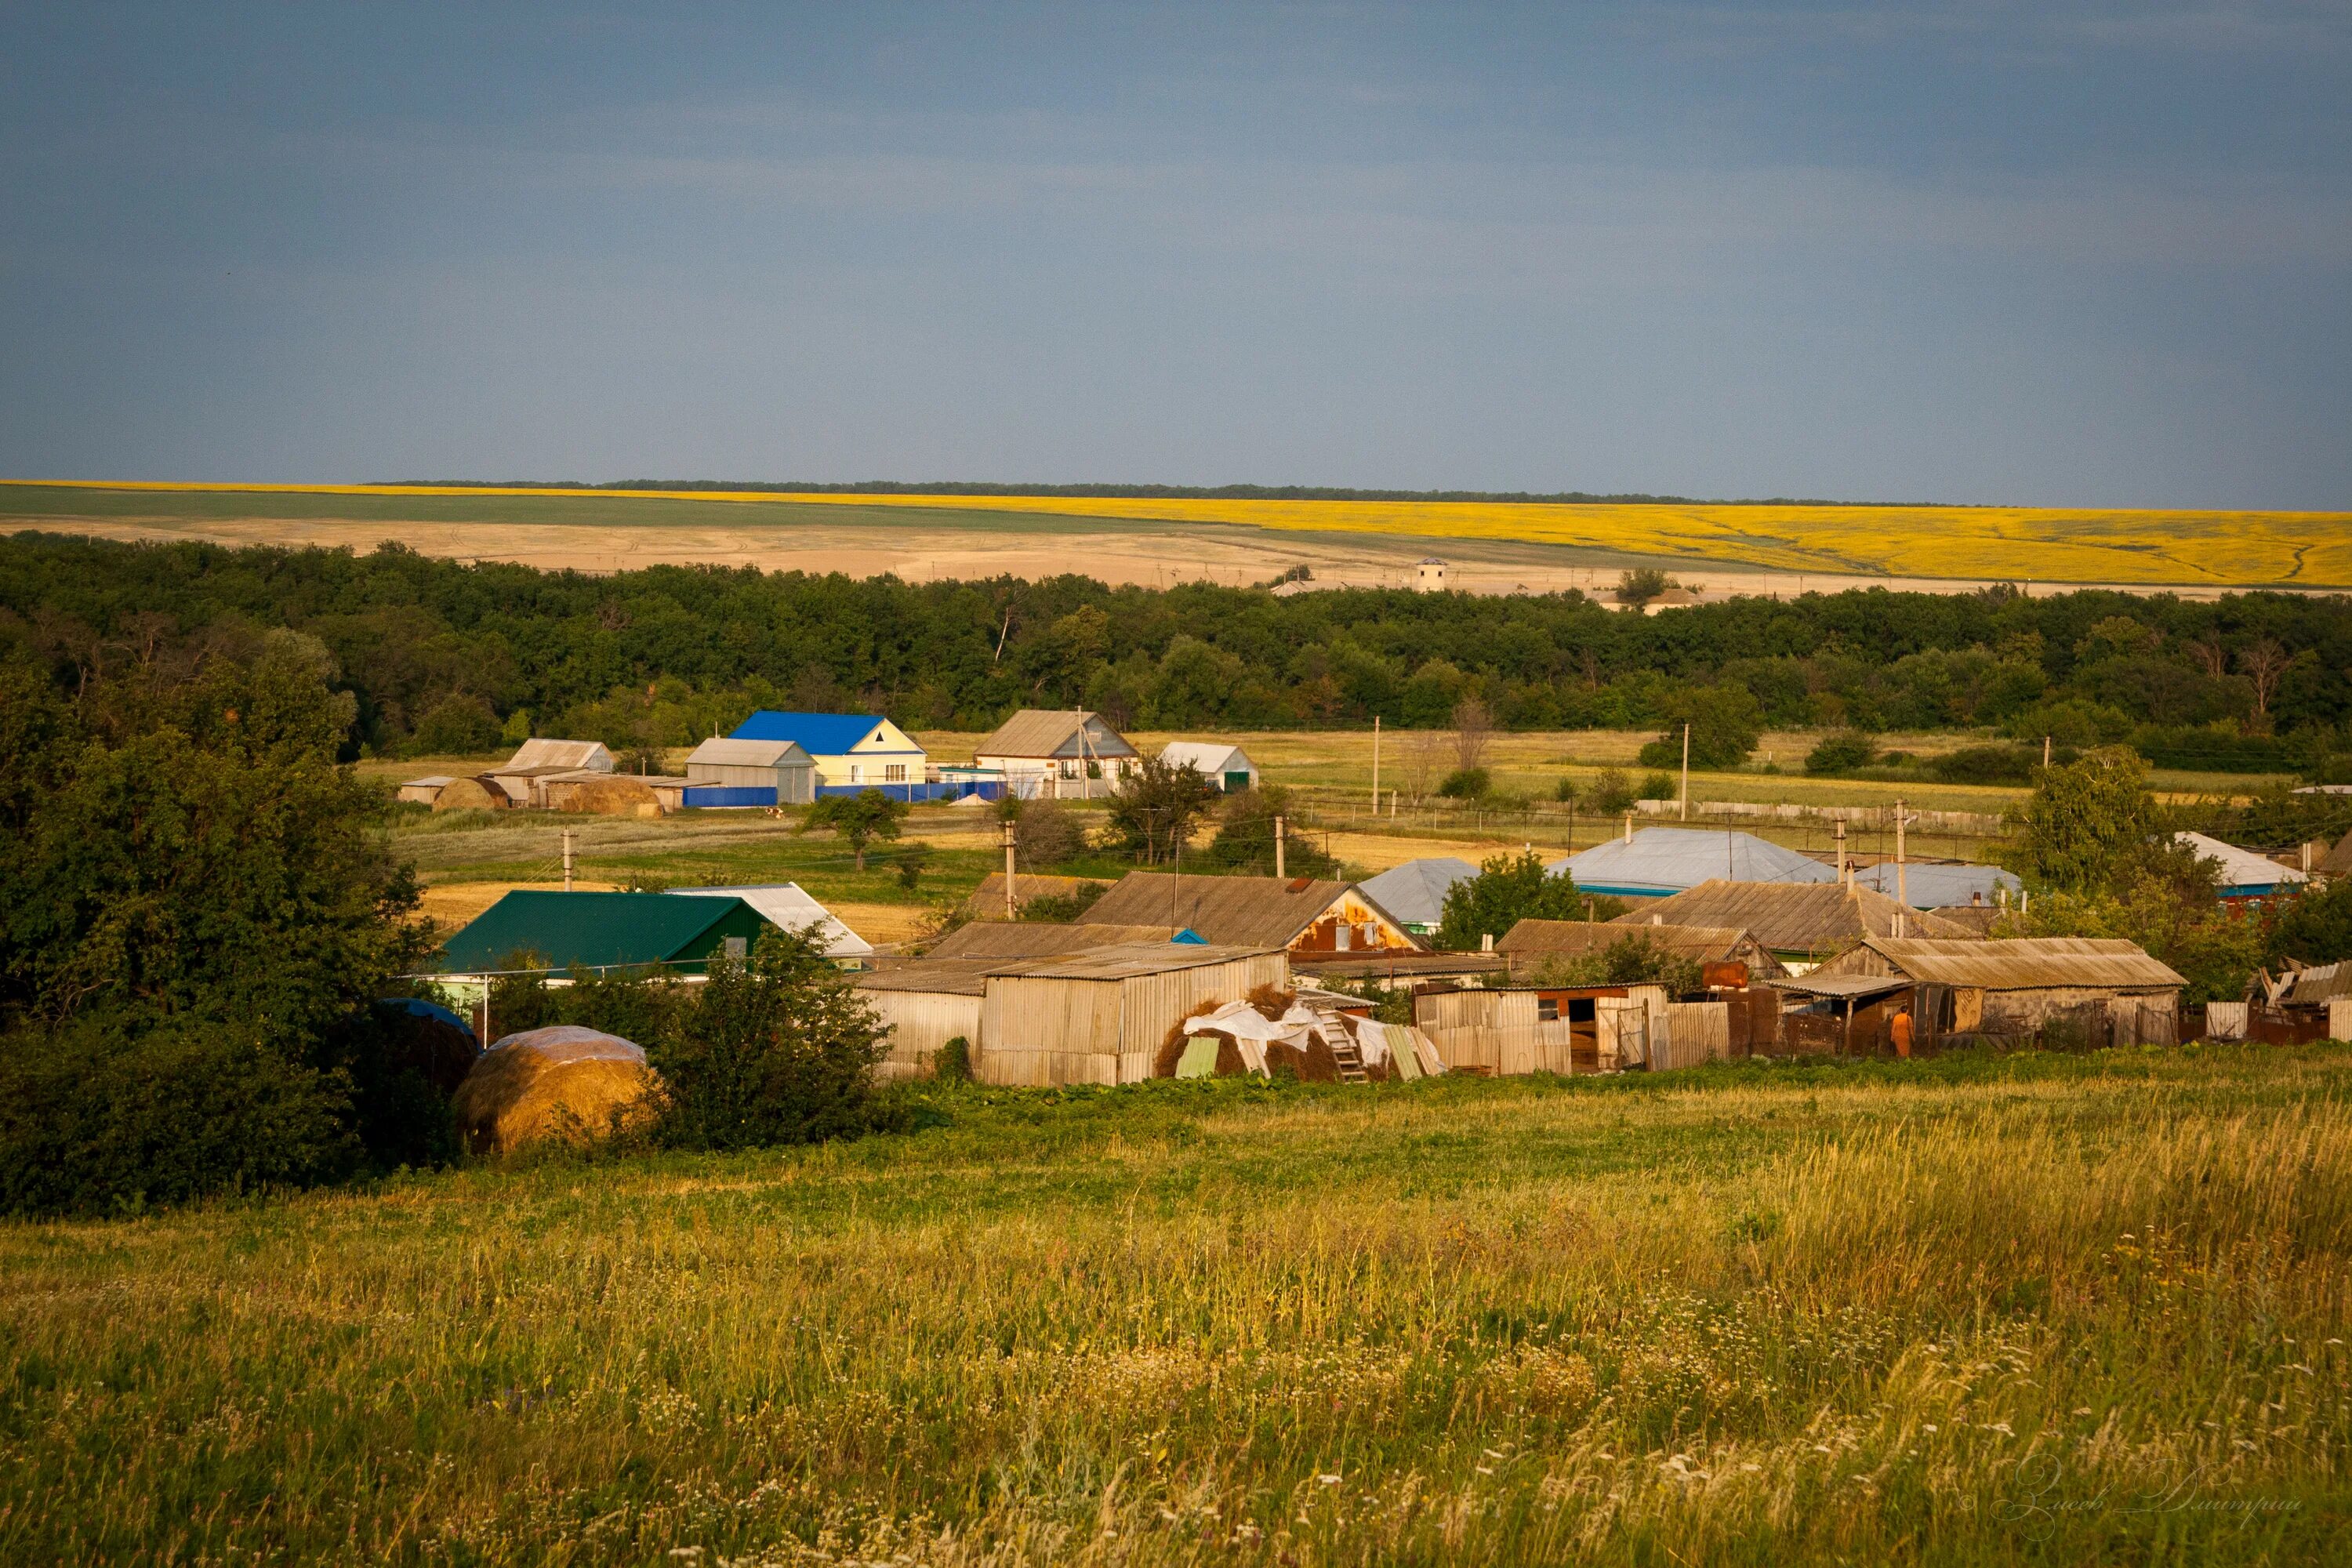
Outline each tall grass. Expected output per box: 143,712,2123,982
2,1048,2347,1563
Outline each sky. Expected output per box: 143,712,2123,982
1,2,2347,506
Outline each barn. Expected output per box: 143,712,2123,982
1078,872,1422,958
978,942,1289,1086
682,737,817,806
1795,936,2186,1050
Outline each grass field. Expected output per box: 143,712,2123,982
9,480,2351,588
3,1049,2347,1563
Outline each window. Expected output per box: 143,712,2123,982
1537,997,1559,1022
884,764,906,782
849,765,863,783
724,936,747,960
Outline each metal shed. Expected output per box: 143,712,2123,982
683,736,817,804
1800,936,2185,1048
855,960,992,1082
1611,880,1980,967
978,942,1289,1087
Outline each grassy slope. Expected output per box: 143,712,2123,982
2,1049,2347,1564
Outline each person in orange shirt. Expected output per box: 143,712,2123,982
1891,1007,1914,1059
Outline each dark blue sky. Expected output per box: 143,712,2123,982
3,2,2346,505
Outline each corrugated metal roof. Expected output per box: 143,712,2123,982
1080,872,1418,949
991,941,1279,980
926,921,1180,959
439,891,760,972
1548,827,1835,897
976,709,1140,760
2177,831,2307,894
685,737,813,769
729,710,900,753
1851,860,2021,909
1762,973,1915,1000
2274,960,2352,1006
1844,936,2185,989
504,739,612,771
1497,920,1755,960
1357,858,1480,928
855,959,997,996
1160,741,1255,777
1610,879,1979,953
2320,833,2352,879
668,883,871,958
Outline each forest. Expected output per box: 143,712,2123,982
2,531,2347,768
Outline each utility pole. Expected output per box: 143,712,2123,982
561,828,574,892
1624,810,1634,844
1273,814,1287,880
1002,819,1017,918
1895,798,1908,910
2042,735,2052,768
1370,716,1381,811
1680,721,1691,822
1835,817,1848,885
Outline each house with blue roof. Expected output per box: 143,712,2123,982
728,711,928,790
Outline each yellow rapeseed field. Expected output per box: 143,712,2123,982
10,480,2350,586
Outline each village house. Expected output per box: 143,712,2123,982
975,710,1141,798
1610,880,1979,971
728,710,928,792
1076,872,1422,958
1549,826,1836,901
1159,740,1261,792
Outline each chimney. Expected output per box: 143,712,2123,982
1624,811,1634,844
1481,933,1494,952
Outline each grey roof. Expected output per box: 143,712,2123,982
2177,831,2307,894
991,941,1280,981
504,738,612,771
1851,860,2022,909
1160,741,1257,777
1762,973,1916,1000
684,737,812,769
2277,960,2352,1007
1612,880,1979,954
975,710,1140,761
1497,919,1772,965
668,884,872,958
1357,858,1481,928
1077,872,1421,950
925,921,1181,959
1549,827,1835,898
1828,936,2185,990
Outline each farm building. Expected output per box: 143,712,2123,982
979,942,1289,1086
728,711,928,792
2248,961,2352,1044
1160,740,1260,792
2176,830,2307,901
1795,936,2186,1050
924,920,1185,959
1494,919,1788,982
1078,872,1422,957
681,737,816,806
397,775,458,805
437,891,772,977
975,710,1142,798
1548,826,1835,900
667,884,871,964
855,960,992,1082
1414,557,1447,591
1851,860,2021,909
1610,879,1980,969
1411,982,1725,1073
1358,857,1481,938
485,738,619,808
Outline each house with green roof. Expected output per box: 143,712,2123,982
437,891,774,976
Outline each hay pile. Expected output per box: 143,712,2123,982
433,776,511,811
450,1025,660,1156
557,776,664,817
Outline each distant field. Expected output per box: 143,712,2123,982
8,480,2350,589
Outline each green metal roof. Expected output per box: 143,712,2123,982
437,891,769,974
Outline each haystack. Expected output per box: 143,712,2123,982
559,775,665,818
434,775,512,811
450,1025,660,1156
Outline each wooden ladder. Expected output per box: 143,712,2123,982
1315,1017,1370,1083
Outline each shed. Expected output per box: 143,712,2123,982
1079,872,1422,956
728,711,927,790
397,775,457,805
505,739,615,772
1851,860,2022,910
2177,831,2308,900
438,891,772,976
924,921,1181,960
1804,936,2186,1047
1160,741,1260,792
1414,982,1666,1075
1357,857,1481,936
1548,827,1835,899
683,737,817,804
1610,879,1980,967
975,710,1141,797
1495,919,1788,981
978,942,1290,1086
667,883,872,963
855,960,992,1082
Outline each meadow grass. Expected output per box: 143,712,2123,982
3,1047,2347,1563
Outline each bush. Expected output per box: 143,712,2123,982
935,1035,974,1083
1200,784,1335,877
1584,768,1635,815
1637,684,1765,771
1437,767,1491,800
409,692,503,755
1019,882,1109,922
1011,799,1087,866
1435,851,1583,952
1553,776,1579,804
1639,771,1677,801
1929,744,2042,786
647,931,897,1149
1806,729,1877,775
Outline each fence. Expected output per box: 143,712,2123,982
813,780,1004,804
681,785,777,808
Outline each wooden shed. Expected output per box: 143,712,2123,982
1414,983,1670,1074
978,942,1289,1087
1802,936,2187,1049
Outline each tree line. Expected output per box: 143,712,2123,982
2,532,2347,766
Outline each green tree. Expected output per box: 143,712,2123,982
1200,785,1335,877
2268,879,2352,968
2013,747,2163,894
648,930,894,1149
1525,933,1703,994
1435,851,1583,952
799,789,909,871
1806,729,1876,775
1105,757,1219,865
1639,684,1764,771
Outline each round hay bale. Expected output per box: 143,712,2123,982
450,1025,659,1156
434,775,511,811
561,775,664,817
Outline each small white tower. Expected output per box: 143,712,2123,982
1414,557,1447,592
